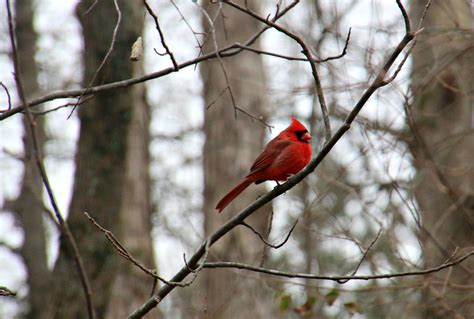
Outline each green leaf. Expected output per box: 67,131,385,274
279,294,293,312
325,288,340,306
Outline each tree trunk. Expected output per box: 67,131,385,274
105,36,156,318
409,1,474,317
199,1,275,318
47,1,152,318
12,1,49,318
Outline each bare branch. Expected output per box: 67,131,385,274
198,2,240,119
259,209,274,267
0,239,20,254
381,0,431,86
221,0,332,141
84,212,211,288
241,219,298,249
0,1,301,121
143,0,179,70
128,3,424,317
316,27,352,63
30,96,94,117
0,286,17,297
170,0,203,51
203,250,474,282
396,0,411,34
5,1,95,318
416,0,432,31
68,0,122,119
233,43,309,61
337,228,383,284
0,82,12,111
83,0,99,16
233,28,350,63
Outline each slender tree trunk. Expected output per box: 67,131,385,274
409,1,474,317
199,1,275,318
11,1,49,318
105,35,156,317
47,1,152,317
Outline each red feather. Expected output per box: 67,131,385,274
215,117,312,213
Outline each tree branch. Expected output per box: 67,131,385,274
337,228,383,284
240,219,298,249
84,212,211,288
68,0,122,119
0,286,17,297
232,27,351,63
203,250,474,282
0,1,299,121
221,0,333,141
0,81,12,111
143,0,178,70
5,1,95,318
128,3,424,316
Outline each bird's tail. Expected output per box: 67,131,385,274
215,178,253,213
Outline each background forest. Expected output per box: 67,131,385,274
0,0,473,318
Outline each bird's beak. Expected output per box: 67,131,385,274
302,132,311,141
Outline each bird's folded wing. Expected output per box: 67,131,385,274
248,138,292,174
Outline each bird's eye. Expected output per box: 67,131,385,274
295,130,309,141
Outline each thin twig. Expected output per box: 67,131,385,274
241,219,298,249
337,228,383,284
84,212,211,288
232,28,350,63
0,286,16,297
83,0,99,16
68,0,122,119
5,1,95,318
382,0,431,87
381,37,417,86
31,96,94,117
233,43,309,61
317,27,352,63
1,2,301,121
170,0,203,50
221,0,332,141
198,2,239,118
203,250,474,282
149,278,158,298
205,86,228,110
396,0,411,34
144,0,179,70
0,82,12,111
259,209,274,267
128,3,425,317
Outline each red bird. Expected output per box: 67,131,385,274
215,117,312,213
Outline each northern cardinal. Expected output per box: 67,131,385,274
215,117,312,213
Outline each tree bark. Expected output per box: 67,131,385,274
410,1,474,317
105,32,156,317
12,1,49,318
199,1,275,318
47,1,153,318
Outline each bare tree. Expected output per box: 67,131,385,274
9,0,48,318
199,1,275,318
45,1,155,318
3,1,474,318
409,0,474,317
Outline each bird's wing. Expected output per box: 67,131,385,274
248,138,292,174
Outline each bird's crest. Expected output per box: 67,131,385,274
289,116,308,132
